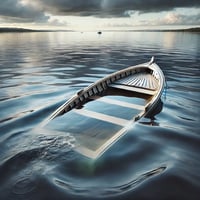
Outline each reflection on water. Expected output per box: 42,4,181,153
0,31,200,200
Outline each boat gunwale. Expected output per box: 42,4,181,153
41,57,165,126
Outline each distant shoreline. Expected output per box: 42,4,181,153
0,27,74,33
125,27,200,33
0,27,199,33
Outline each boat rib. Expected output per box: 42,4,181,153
74,109,129,126
90,96,145,110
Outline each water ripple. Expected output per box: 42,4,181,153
54,166,166,198
0,31,200,200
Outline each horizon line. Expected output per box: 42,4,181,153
0,26,200,33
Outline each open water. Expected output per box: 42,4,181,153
0,31,199,200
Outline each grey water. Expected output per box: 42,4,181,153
0,31,199,200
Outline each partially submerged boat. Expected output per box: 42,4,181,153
41,57,165,159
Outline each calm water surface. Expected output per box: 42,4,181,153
0,31,200,200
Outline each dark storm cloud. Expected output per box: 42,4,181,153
37,0,200,17
37,0,102,16
0,0,200,23
0,0,49,23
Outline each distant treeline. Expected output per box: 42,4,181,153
160,27,200,32
0,27,74,33
126,27,200,33
182,27,200,32
0,27,38,32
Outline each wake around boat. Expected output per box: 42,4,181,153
41,57,165,159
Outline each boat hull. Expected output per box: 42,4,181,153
40,57,165,159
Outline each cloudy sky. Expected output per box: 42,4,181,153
0,0,199,30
